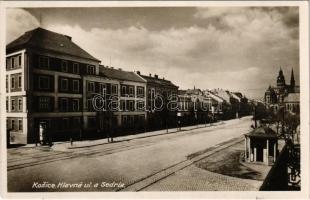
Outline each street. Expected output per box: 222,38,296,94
7,116,254,192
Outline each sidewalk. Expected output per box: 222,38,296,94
23,117,250,151
52,121,225,151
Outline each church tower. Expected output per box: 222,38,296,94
277,68,286,88
290,68,295,92
290,68,295,87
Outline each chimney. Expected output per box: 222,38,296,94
137,71,141,75
149,73,152,77
154,74,158,79
65,35,72,41
118,68,122,71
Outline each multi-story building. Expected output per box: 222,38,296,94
203,90,224,115
6,27,101,143
137,72,178,130
5,27,148,144
99,66,147,134
177,88,211,126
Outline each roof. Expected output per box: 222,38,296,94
178,90,187,95
141,74,178,89
185,89,202,95
245,127,277,138
234,92,243,98
284,93,300,103
211,89,231,103
203,90,224,103
99,65,145,83
230,92,241,102
6,27,100,62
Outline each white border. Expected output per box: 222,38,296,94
0,1,309,199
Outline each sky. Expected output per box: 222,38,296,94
6,7,299,99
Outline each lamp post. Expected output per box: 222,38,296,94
253,101,258,128
177,112,182,131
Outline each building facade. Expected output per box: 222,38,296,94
5,27,147,144
99,66,147,135
264,68,300,114
6,28,103,143
138,72,178,130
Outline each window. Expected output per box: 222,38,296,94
120,100,126,111
6,58,11,70
60,98,68,112
18,119,22,131
6,75,8,92
73,63,79,74
60,78,68,91
87,65,96,75
137,101,145,111
122,86,126,95
99,83,106,94
6,99,8,111
129,86,134,96
18,75,22,88
87,82,95,92
11,120,15,130
11,77,15,89
137,87,144,97
73,80,79,92
39,97,50,111
39,76,50,89
13,57,19,68
122,115,127,125
85,98,91,111
73,117,81,126
39,56,49,69
111,84,118,95
88,117,96,128
12,57,15,69
18,99,22,111
63,118,69,129
72,99,79,111
61,60,68,72
18,55,21,66
129,101,134,111
11,99,15,111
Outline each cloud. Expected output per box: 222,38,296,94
6,7,299,99
6,8,40,43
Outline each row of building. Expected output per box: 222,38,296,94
6,27,251,144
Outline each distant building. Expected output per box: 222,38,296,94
210,89,248,119
283,93,300,114
137,72,178,130
264,68,300,114
203,90,223,115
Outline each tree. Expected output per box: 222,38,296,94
252,102,272,128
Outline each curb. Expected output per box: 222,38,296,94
54,122,226,150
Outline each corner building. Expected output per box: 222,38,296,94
6,27,147,144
